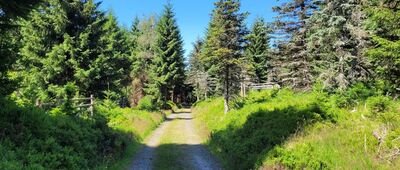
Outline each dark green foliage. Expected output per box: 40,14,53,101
366,95,393,114
0,0,41,97
201,0,247,113
17,0,128,103
245,18,271,83
93,12,130,99
153,3,185,107
273,0,321,90
0,97,131,169
366,0,400,96
331,83,375,108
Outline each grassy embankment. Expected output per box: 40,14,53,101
0,97,163,170
193,89,400,169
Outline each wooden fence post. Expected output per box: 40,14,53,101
35,98,41,108
90,94,94,116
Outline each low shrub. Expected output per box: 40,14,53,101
137,96,157,111
0,97,163,169
366,95,393,114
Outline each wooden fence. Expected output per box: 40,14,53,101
241,82,281,97
35,94,94,116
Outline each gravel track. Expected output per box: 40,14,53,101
129,112,222,170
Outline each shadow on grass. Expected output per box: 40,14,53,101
209,104,329,170
0,98,138,169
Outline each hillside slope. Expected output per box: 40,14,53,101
193,89,400,169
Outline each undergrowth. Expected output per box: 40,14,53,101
0,97,162,170
193,88,400,170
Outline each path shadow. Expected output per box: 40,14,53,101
131,143,223,170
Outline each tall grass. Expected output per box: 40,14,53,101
193,89,400,169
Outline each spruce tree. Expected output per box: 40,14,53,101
245,18,271,83
0,0,41,96
273,0,321,90
187,38,209,101
366,0,400,96
307,0,370,91
201,0,247,113
18,0,106,102
153,3,185,106
94,12,130,99
129,15,157,106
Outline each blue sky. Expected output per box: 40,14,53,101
97,0,282,57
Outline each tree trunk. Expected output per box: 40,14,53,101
224,67,230,114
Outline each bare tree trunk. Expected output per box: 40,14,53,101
224,67,230,114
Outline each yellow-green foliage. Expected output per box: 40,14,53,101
193,89,400,170
97,105,163,141
96,105,163,169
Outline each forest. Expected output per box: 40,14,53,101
0,0,399,169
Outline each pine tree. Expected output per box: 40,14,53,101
153,3,185,106
273,0,321,90
307,0,370,91
245,18,271,83
201,0,247,113
366,0,400,96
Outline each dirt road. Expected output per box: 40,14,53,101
130,112,222,170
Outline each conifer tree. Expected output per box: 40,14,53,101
307,0,370,91
245,18,271,83
18,0,107,102
129,15,157,106
94,12,130,99
0,0,41,96
201,0,247,113
273,0,321,90
153,3,185,106
366,0,400,96
187,39,209,101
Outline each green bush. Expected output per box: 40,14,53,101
0,97,163,169
137,96,157,111
366,95,393,114
333,83,375,108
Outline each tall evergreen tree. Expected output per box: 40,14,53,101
187,38,209,101
153,3,185,106
201,0,247,113
18,0,107,102
307,0,370,91
245,18,271,83
366,0,400,96
129,15,157,106
273,0,321,90
94,12,130,99
0,0,42,96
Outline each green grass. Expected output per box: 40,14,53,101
96,106,163,169
192,89,400,170
153,119,188,170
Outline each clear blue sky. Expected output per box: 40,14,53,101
96,0,282,58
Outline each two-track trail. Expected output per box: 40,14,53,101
129,111,222,170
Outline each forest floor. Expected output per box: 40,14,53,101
129,110,222,170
